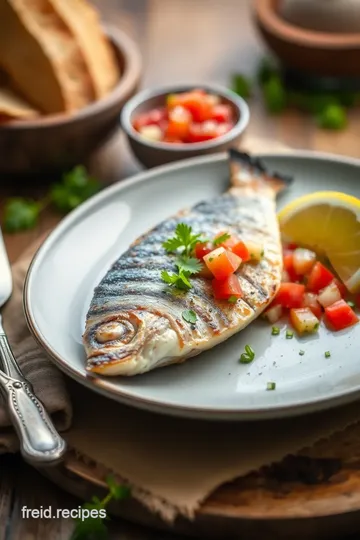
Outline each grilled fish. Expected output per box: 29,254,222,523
83,150,291,376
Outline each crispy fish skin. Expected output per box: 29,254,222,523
83,150,292,376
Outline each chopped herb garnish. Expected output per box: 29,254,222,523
261,249,264,257
240,344,255,364
182,310,197,324
161,269,192,290
347,300,356,308
313,322,320,331
286,330,294,339
299,350,305,356
228,295,238,304
162,223,205,256
267,382,276,391
213,232,231,246
271,326,280,335
325,351,331,358
175,255,202,274
209,257,214,262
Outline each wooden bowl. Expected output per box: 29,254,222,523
253,0,360,77
0,26,142,177
121,84,249,168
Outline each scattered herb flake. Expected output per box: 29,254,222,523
240,344,255,364
182,310,197,324
267,382,276,391
299,350,305,356
228,295,238,304
347,300,356,308
213,232,231,246
325,351,331,358
286,330,294,339
271,326,280,336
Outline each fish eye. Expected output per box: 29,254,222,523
95,320,137,344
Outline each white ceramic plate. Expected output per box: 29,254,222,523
24,151,360,420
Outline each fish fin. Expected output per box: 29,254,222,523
229,148,293,194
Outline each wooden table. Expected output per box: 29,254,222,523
1,1,360,538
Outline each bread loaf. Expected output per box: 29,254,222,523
49,0,120,99
0,0,95,113
0,85,39,122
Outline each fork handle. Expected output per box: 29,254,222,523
0,333,66,466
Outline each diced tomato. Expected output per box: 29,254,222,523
285,243,298,251
133,107,167,131
334,278,347,298
306,262,335,293
273,283,305,309
263,304,282,324
212,274,243,300
290,308,320,335
214,232,237,250
325,299,359,331
194,242,213,260
187,121,221,143
163,136,183,143
283,251,301,282
168,91,214,122
204,247,242,280
292,248,316,275
317,282,342,308
282,270,291,282
165,106,191,141
232,241,250,262
302,292,322,319
211,104,233,123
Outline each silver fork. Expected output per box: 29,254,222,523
0,229,66,466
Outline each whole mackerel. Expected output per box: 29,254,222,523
83,150,291,376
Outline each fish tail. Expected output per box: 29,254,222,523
229,148,293,194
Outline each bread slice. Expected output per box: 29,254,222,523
0,85,39,123
0,0,95,113
48,0,120,99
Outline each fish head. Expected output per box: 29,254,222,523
83,310,181,376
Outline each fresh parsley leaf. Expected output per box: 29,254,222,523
162,223,204,256
3,198,41,233
175,255,202,274
213,232,231,246
231,74,252,99
228,295,238,304
50,165,100,213
161,269,192,290
182,309,197,324
262,75,287,114
105,476,131,501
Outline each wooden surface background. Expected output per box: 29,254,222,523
1,1,360,538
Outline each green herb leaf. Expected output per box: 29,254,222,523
262,75,287,114
3,198,41,233
299,350,305,356
316,104,347,130
182,309,197,324
240,344,255,364
231,74,252,99
105,476,131,501
286,330,294,339
325,351,331,358
257,57,279,86
175,255,202,274
50,165,100,214
267,381,276,391
161,269,192,290
271,326,280,336
162,223,204,256
228,295,238,304
213,232,231,246
347,300,356,308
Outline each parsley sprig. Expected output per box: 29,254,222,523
3,165,100,233
70,476,130,540
161,223,205,290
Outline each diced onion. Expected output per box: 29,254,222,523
292,248,316,275
264,304,282,324
317,281,342,308
246,241,264,262
138,125,163,141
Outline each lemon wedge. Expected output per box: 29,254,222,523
278,191,360,293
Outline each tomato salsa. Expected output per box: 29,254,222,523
132,89,236,144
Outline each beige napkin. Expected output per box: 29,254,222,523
2,137,360,523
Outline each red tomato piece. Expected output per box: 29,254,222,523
204,247,242,280
133,107,167,131
283,251,301,282
325,299,359,331
194,242,213,260
302,292,322,319
165,106,191,141
211,104,233,123
307,262,335,293
212,274,243,300
168,91,213,122
187,121,219,143
231,241,250,262
286,243,298,250
274,283,305,309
